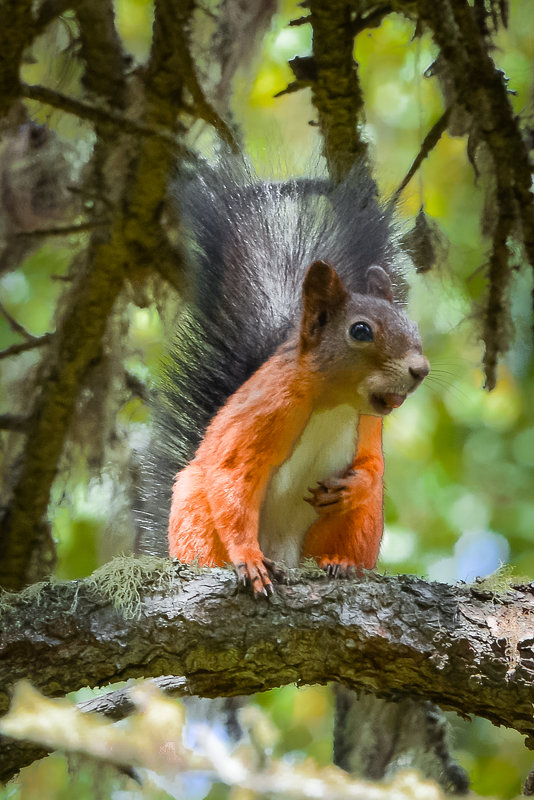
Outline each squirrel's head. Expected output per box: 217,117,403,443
299,260,429,415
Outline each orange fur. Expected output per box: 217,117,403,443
169,350,317,592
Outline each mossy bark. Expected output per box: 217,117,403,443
1,561,534,780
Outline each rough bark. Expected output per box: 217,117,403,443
1,561,534,781
309,0,368,180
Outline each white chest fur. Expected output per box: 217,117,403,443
258,404,359,567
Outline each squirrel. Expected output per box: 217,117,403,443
143,159,429,595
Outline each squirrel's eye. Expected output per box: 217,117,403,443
349,322,374,342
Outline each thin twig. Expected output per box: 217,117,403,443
0,301,34,340
15,221,106,238
289,15,311,26
21,83,183,143
35,0,72,33
185,69,239,151
0,414,28,432
124,371,151,403
352,5,392,35
392,108,451,202
482,190,514,390
0,335,53,359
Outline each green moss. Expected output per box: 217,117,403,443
0,579,53,617
85,555,179,618
299,558,327,579
470,564,531,595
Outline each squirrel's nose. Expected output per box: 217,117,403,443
408,356,430,383
408,357,430,384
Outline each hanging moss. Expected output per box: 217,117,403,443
84,554,181,618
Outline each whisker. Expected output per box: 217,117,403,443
423,376,470,402
428,359,474,375
430,368,463,377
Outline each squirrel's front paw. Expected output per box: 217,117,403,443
234,554,284,597
304,475,354,515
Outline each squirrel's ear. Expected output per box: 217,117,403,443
366,265,394,303
300,260,348,352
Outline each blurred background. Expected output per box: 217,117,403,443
1,0,533,796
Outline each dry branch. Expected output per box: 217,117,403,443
21,83,180,142
1,561,534,780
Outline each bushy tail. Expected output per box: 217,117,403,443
138,157,405,553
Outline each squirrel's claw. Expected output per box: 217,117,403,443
235,555,284,598
305,477,352,515
235,560,271,597
317,556,358,579
262,556,287,583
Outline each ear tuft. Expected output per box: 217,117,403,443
300,260,348,352
366,265,394,303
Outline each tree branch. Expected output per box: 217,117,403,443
0,334,53,360
0,301,34,340
0,675,191,782
0,414,28,432
21,83,181,143
35,0,72,34
2,561,534,780
73,0,128,106
308,0,368,180
0,1,35,119
14,221,105,238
